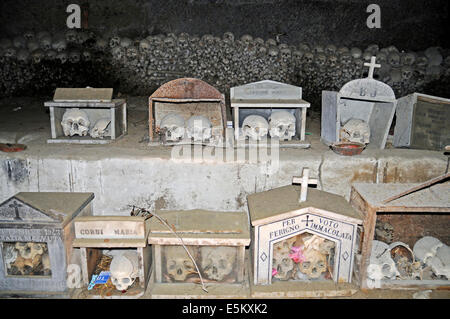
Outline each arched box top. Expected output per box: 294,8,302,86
339,78,396,102
149,78,224,101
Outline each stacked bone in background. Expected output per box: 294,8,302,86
1,29,449,104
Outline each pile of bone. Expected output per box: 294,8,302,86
272,234,335,281
367,236,450,282
4,242,51,276
164,246,237,283
61,108,111,139
1,29,449,98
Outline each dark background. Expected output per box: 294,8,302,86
1,0,449,52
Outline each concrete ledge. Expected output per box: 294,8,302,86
0,98,448,215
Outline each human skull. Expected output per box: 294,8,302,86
82,50,92,62
339,52,352,65
139,39,151,53
52,37,67,52
298,248,327,279
401,52,416,66
23,30,35,41
268,46,279,57
315,52,327,67
17,49,30,63
89,118,111,139
223,32,235,42
366,44,380,55
110,251,139,291
325,44,337,55
415,55,429,68
242,115,269,141
56,51,68,64
337,46,349,55
280,47,292,60
200,246,236,281
268,110,296,141
27,40,40,52
111,46,124,60
327,54,338,68
388,52,401,67
120,37,132,48
15,242,44,260
272,238,297,280
65,29,77,43
367,240,399,280
109,36,121,48
165,245,196,282
39,35,52,51
401,65,413,81
298,43,310,52
45,49,57,61
31,49,45,64
341,118,371,144
160,113,185,142
69,50,80,63
350,47,362,59
186,115,212,142
61,108,91,136
303,52,314,64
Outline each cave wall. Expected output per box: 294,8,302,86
1,0,448,52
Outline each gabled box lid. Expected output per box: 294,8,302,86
248,185,362,226
148,209,250,246
0,192,94,227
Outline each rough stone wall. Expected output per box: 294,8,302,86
1,0,449,50
1,29,449,108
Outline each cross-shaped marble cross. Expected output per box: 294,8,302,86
292,168,318,202
9,201,23,221
364,56,381,79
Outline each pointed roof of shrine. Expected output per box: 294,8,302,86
247,185,362,226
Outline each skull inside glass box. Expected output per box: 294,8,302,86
370,214,450,284
3,241,51,277
272,233,336,282
161,245,240,283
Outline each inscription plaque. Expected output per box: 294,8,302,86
410,97,450,151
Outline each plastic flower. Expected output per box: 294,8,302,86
272,268,278,276
289,246,306,263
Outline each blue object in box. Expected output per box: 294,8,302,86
87,271,111,290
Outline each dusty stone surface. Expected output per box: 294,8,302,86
0,97,448,215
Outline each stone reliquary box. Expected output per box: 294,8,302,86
44,88,127,144
0,192,94,296
72,216,151,298
247,185,363,298
147,210,251,298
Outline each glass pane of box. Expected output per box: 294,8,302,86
161,245,239,283
272,232,335,281
3,241,51,276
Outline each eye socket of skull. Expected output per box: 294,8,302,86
168,260,176,269
301,261,311,269
121,277,131,284
282,258,291,266
381,264,392,276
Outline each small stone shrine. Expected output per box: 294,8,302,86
247,169,363,297
321,57,397,149
147,210,250,298
350,173,450,289
44,88,127,144
148,78,227,145
0,192,94,296
393,92,450,151
72,216,151,298
230,80,310,147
